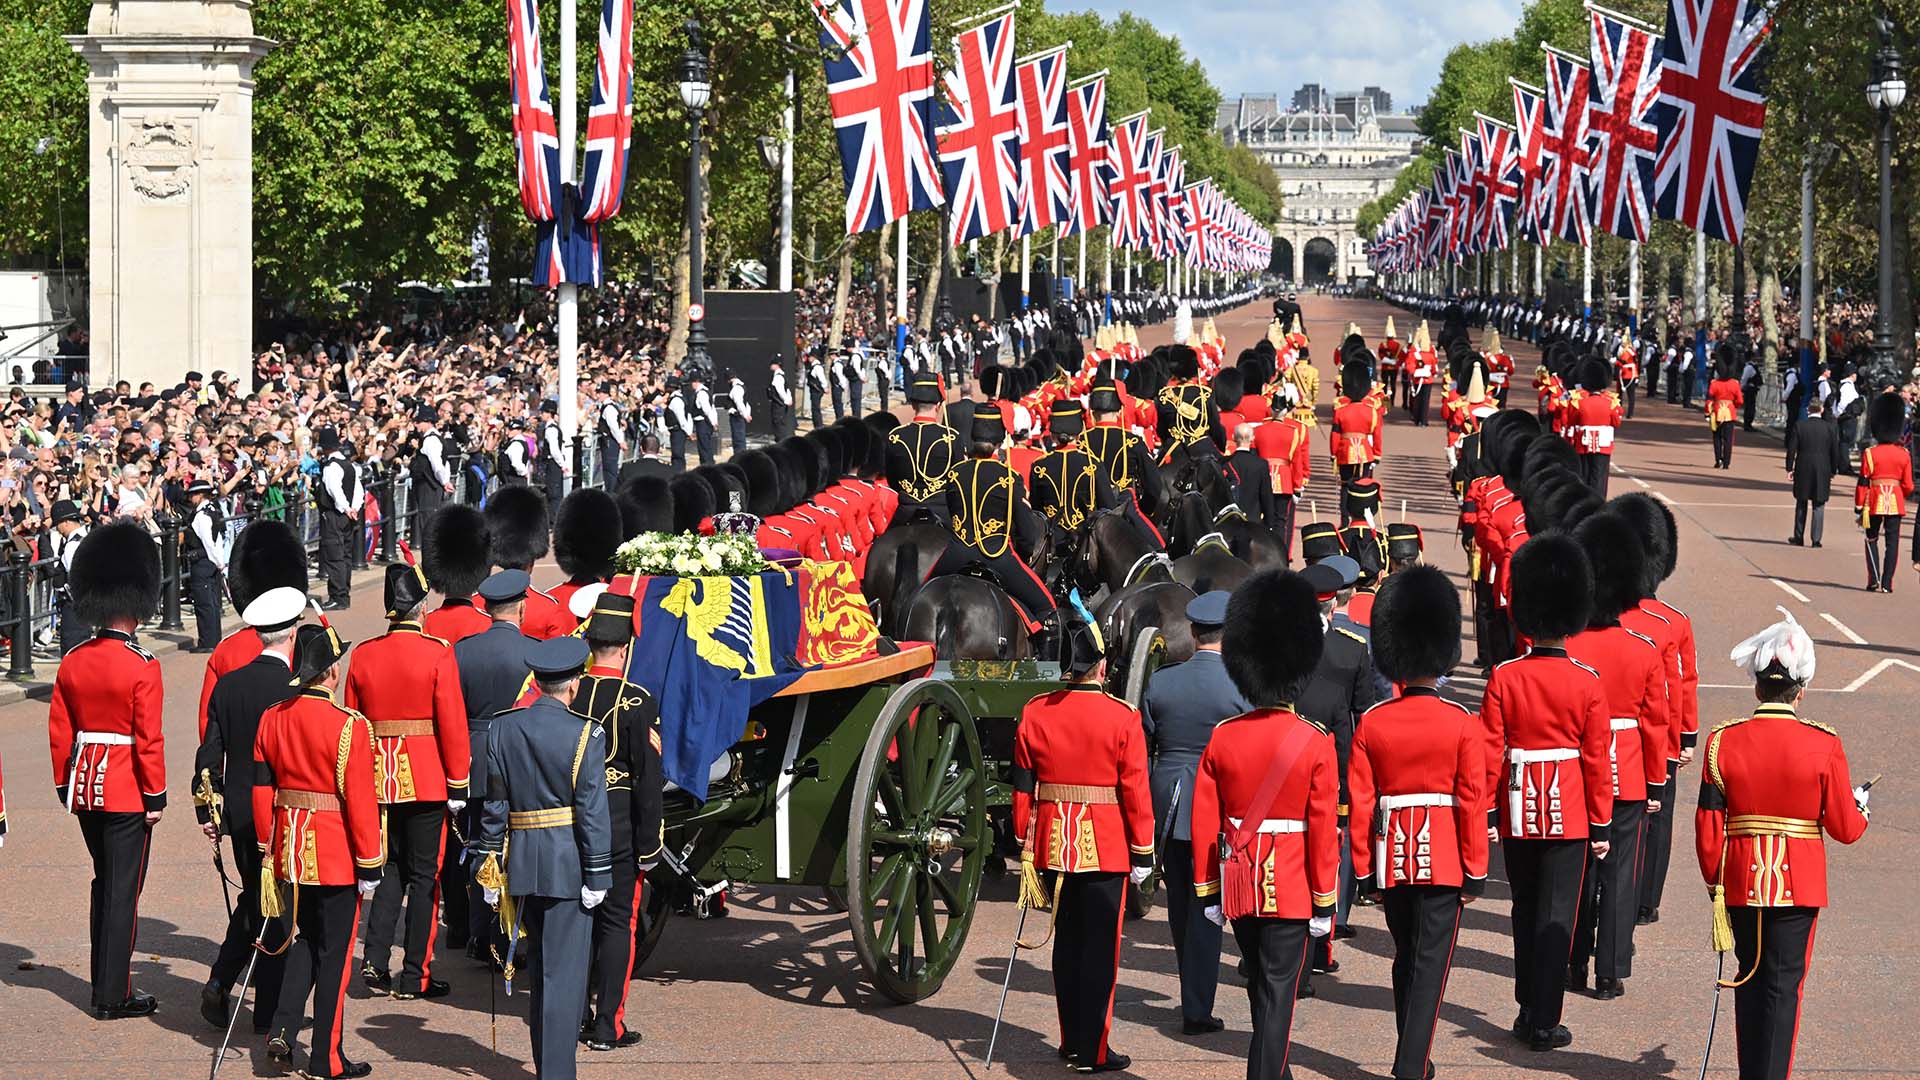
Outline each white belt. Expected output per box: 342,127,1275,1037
1609,717,1639,732
1228,816,1306,834
1379,793,1456,810
76,732,135,747
1508,747,1578,764
1573,425,1615,448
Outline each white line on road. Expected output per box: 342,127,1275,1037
1820,612,1867,645
1701,659,1920,693
1652,491,1676,507
1770,578,1811,603
1632,476,1650,489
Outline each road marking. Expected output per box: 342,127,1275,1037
1652,491,1676,507
1820,612,1867,645
1770,578,1811,603
1632,476,1650,489
1700,659,1920,693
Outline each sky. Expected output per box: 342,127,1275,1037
1068,0,1527,112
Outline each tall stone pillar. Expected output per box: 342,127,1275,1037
68,2,272,389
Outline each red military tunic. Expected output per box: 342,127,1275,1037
49,629,167,813
253,687,385,886
424,598,492,645
1565,626,1671,802
1404,349,1438,390
1696,703,1868,909
1704,377,1744,428
518,585,569,640
1567,390,1623,457
1857,443,1914,517
1480,646,1614,841
1485,351,1514,394
1378,338,1403,372
1012,687,1154,873
1253,415,1311,496
1348,688,1489,891
1236,393,1271,423
545,581,593,637
342,621,471,804
1638,597,1700,761
1191,709,1340,920
1330,400,1382,467
199,628,264,739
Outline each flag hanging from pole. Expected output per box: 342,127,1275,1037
1107,111,1152,250
1651,0,1771,242
1064,74,1110,235
1013,46,1072,238
1586,5,1664,242
1540,47,1597,246
1510,79,1549,243
813,0,947,235
1475,114,1519,253
935,11,1022,246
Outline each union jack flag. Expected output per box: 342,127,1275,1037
1064,76,1110,235
507,0,558,222
1652,0,1771,242
1140,128,1168,257
1540,47,1597,246
1587,5,1664,242
1013,46,1071,237
580,0,635,222
1510,79,1550,242
1460,130,1487,256
935,12,1021,246
814,0,946,235
1476,114,1520,252
1447,145,1474,260
1179,176,1208,264
1158,145,1184,257
1424,170,1450,267
509,0,619,286
1107,111,1152,249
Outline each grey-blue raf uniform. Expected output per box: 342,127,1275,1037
454,569,537,948
477,636,612,1080
1139,590,1247,1029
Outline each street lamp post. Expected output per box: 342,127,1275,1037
681,19,714,375
1868,22,1906,384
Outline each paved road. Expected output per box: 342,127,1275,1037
0,293,1908,1079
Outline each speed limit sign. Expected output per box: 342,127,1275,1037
688,303,705,322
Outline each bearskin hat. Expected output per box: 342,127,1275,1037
1579,357,1613,392
862,412,898,478
1238,354,1272,395
1341,360,1373,402
736,449,782,519
1483,410,1542,483
695,465,744,516
424,504,491,597
1221,569,1326,708
1509,533,1593,641
1534,483,1602,535
1340,333,1369,362
1521,434,1581,488
668,472,716,534
1169,344,1200,381
779,435,824,496
228,519,308,611
70,519,161,626
979,365,1004,400
809,426,846,480
553,489,621,582
1371,565,1460,682
1869,392,1908,445
620,474,675,534
1608,491,1677,591
1212,367,1245,409
1712,344,1739,382
766,443,807,510
833,418,872,476
1574,512,1647,625
483,485,550,570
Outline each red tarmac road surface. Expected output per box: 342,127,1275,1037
0,294,1910,1079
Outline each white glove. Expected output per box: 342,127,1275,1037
1129,865,1153,886
447,800,466,814
1308,915,1333,938
581,886,607,910
357,878,380,899
482,887,500,907
1203,905,1224,928
1853,786,1871,814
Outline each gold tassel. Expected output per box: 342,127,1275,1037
1016,850,1048,912
1709,885,1733,954
259,859,284,919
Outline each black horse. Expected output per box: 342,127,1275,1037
1209,514,1289,569
900,574,1033,660
1096,580,1198,677
1171,533,1253,595
1071,508,1173,599
863,520,950,638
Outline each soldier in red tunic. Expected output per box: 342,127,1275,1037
1480,533,1612,1051
547,489,623,635
1565,514,1672,999
1011,617,1154,1072
350,563,471,1000
485,485,566,639
422,504,495,645
253,622,384,1078
1699,610,1870,1080
1331,361,1383,484
49,521,165,1019
198,519,308,740
1349,566,1488,1080
1705,348,1747,469
1857,392,1913,593
1565,359,1623,496
1192,570,1337,1080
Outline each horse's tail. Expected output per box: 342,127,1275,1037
888,535,923,639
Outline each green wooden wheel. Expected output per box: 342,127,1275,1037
845,677,988,1004
1122,625,1166,918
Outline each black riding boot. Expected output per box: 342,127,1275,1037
1030,615,1062,664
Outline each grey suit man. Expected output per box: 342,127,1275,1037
1786,398,1843,547
454,571,537,956
476,635,612,1080
1140,591,1247,1034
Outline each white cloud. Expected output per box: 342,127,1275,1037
1067,0,1525,109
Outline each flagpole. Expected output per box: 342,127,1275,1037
1102,234,1113,322
897,214,909,334
1021,234,1031,308
1124,246,1132,295
1050,228,1060,306
1077,229,1087,302
779,64,795,292
1582,243,1592,320
556,0,578,492
1628,239,1640,329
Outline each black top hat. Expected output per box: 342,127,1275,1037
289,622,351,687
582,591,637,647
1299,520,1344,562
384,562,430,619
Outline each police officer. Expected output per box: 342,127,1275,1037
316,427,361,611
928,414,1058,655
254,621,383,1079
844,347,866,415
807,349,829,429
1700,610,1870,1080
500,417,534,485
884,374,961,524
183,478,227,652
664,373,693,468
595,384,627,481
829,350,849,420
689,370,720,465
1011,615,1154,1071
1348,566,1487,1080
571,588,664,1052
51,521,166,1020
350,563,472,1000
1027,399,1115,552
537,400,569,502
410,404,452,521
475,635,612,1080
452,570,537,959
194,585,305,1032
48,499,91,656
725,374,752,455
767,356,795,440
1140,591,1246,1035
1192,570,1337,1080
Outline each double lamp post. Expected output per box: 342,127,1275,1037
1868,21,1907,375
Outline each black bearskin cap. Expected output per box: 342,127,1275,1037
553,489,621,582
1238,354,1272,394
699,464,748,516
620,474,675,534
1534,483,1602,535
809,426,846,481
766,443,806,510
1574,512,1647,625
780,436,824,496
1371,565,1461,682
834,418,872,476
1608,492,1677,589
70,519,161,626
1341,360,1373,402
484,485,550,569
1869,392,1907,445
1483,410,1542,483
1509,533,1593,641
736,450,781,518
1579,358,1613,392
1521,434,1581,490
1221,569,1325,708
668,472,716,534
1212,367,1245,408
424,504,491,597
228,519,308,611
861,412,897,477
1169,345,1200,381
980,365,1005,400
1340,333,1369,362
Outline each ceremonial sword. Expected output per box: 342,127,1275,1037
209,889,281,1080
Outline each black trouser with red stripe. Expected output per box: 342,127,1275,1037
1639,777,1676,915
1050,870,1124,1065
1502,837,1586,1031
1121,489,1166,551
587,849,643,1042
209,827,288,1031
1572,800,1644,981
1866,514,1901,591
1731,906,1819,1080
1232,916,1310,1080
364,800,447,991
279,883,363,1079
1713,422,1736,467
77,810,151,1008
1384,885,1463,1080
